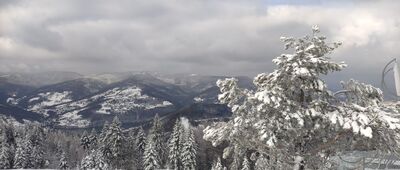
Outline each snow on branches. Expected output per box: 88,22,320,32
204,26,400,169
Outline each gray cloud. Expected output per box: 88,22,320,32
0,0,400,90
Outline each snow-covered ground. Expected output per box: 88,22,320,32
50,86,173,127
58,109,90,127
6,97,19,105
6,86,174,127
95,86,172,114
27,91,73,117
193,97,204,103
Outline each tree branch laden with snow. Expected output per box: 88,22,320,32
204,26,400,169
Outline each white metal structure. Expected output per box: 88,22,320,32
381,58,400,99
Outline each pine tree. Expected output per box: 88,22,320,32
31,145,45,168
108,117,124,159
151,114,165,166
241,156,250,170
59,151,69,169
135,126,146,168
143,142,159,170
98,121,110,160
1,122,16,168
89,128,98,149
136,127,146,155
14,135,33,169
181,127,197,170
168,119,183,169
80,131,91,150
143,114,164,170
29,125,45,147
225,143,245,170
99,116,125,167
204,26,400,169
28,125,45,168
80,150,96,169
123,130,137,168
1,122,16,147
95,150,110,170
99,121,109,140
80,149,110,170
211,157,223,170
0,142,12,169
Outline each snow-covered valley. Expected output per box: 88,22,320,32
0,73,241,128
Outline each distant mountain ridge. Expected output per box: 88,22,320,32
0,71,83,87
0,71,253,128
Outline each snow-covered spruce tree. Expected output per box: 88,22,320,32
152,115,165,162
80,149,110,170
1,121,16,147
143,142,159,170
14,135,33,169
89,128,98,149
96,121,109,160
152,114,166,166
135,126,146,167
28,125,46,168
241,156,250,170
99,116,125,167
0,142,12,169
80,131,91,150
31,145,45,168
168,119,184,169
203,26,400,169
181,126,197,170
136,126,146,156
14,125,45,169
29,125,45,146
143,114,165,169
223,141,246,170
122,130,138,168
99,121,109,140
125,130,136,152
59,151,69,169
80,150,96,169
0,121,16,168
211,157,224,170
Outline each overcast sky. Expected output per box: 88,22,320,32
1,0,400,89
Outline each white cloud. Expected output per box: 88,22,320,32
0,0,399,89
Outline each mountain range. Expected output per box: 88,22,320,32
0,71,253,129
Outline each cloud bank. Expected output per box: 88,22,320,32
0,0,399,89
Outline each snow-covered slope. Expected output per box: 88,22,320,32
11,74,184,127
0,103,44,123
0,79,34,104
14,78,107,109
27,91,73,116
53,86,174,127
96,86,172,114
0,71,252,128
